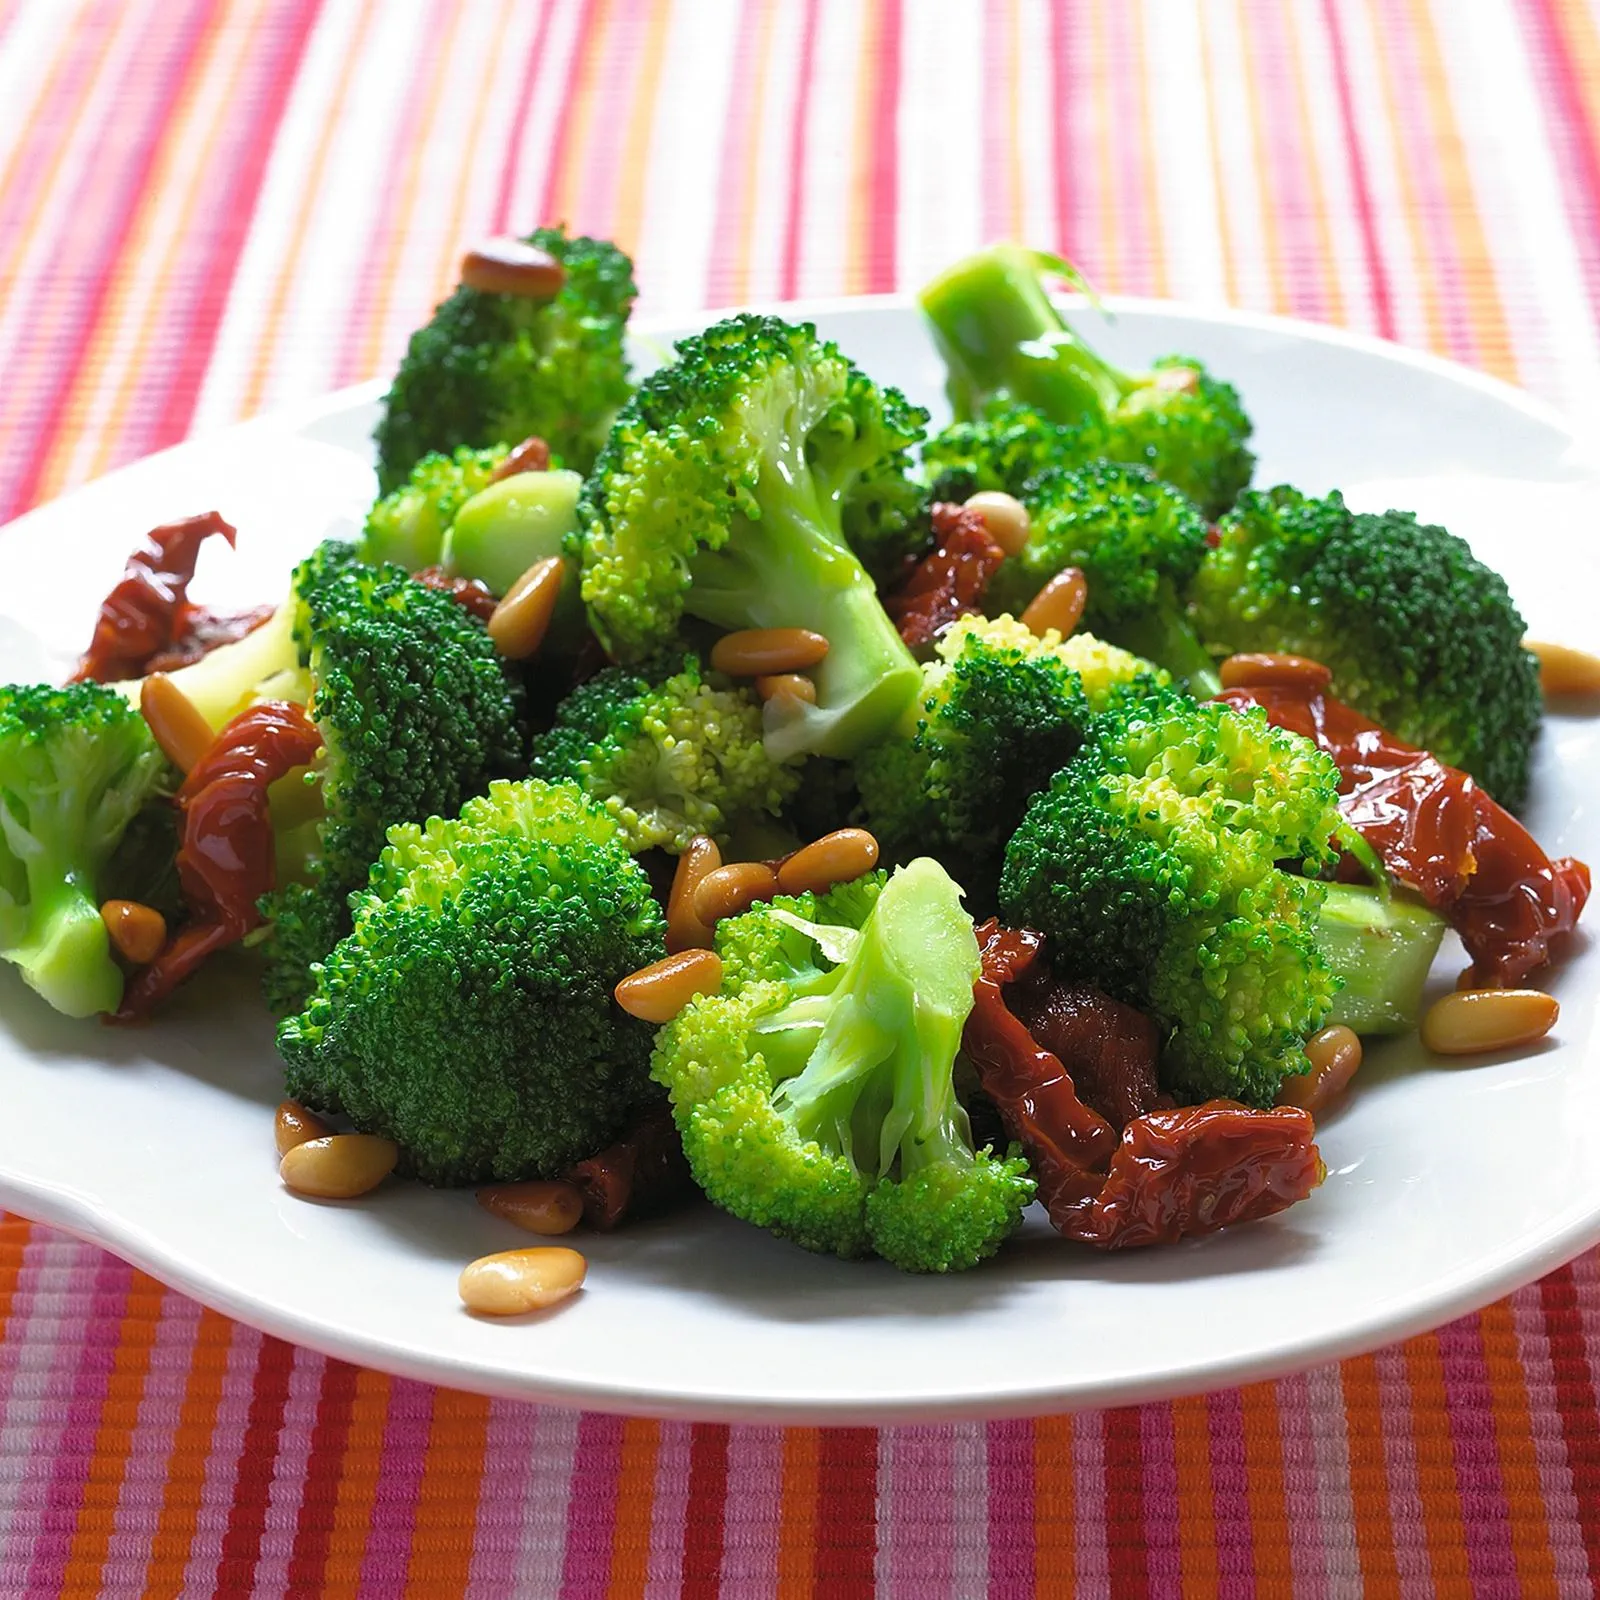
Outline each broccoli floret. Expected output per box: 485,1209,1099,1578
652,858,1034,1272
259,561,526,1014
919,244,1254,517
922,396,1084,504
574,314,927,761
277,779,665,1185
1000,688,1446,1104
0,683,171,1016
357,445,508,571
983,463,1218,693
841,459,933,587
858,615,1164,874
374,228,636,493
530,655,801,853
1191,486,1543,809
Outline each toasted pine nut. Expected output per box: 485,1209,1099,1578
1219,652,1334,692
478,1180,585,1236
274,1099,332,1158
692,861,780,926
487,557,565,659
459,1246,587,1316
490,435,551,481
100,899,167,965
460,237,566,299
615,948,724,1024
1421,989,1559,1056
1276,1025,1363,1115
709,628,829,677
667,835,722,953
1152,365,1201,394
1019,568,1088,639
279,1134,399,1199
754,672,818,706
140,673,214,773
963,491,1031,556
1527,640,1600,698
776,828,880,899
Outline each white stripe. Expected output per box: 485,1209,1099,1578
718,1425,784,1598
950,1419,989,1597
512,1404,580,1595
1016,0,1058,251
796,0,866,298
740,0,807,304
0,1,83,188
496,0,588,238
1372,1342,1436,1600
249,1343,328,1597
1072,1411,1110,1600
1304,1364,1364,1599
643,1419,691,1600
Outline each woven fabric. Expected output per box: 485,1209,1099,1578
0,0,1596,1593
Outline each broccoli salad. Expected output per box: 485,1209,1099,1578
1,234,1590,1310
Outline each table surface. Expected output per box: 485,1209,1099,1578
1,0,1599,1594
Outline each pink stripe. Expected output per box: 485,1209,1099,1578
878,1426,952,1598
490,0,559,232
986,1419,1033,1598
777,0,820,301
717,1424,784,1597
1206,1387,1257,1599
645,1419,691,1598
703,0,770,308
1105,2,1155,295
1373,1340,1436,1599
20,1252,136,1594
357,1377,435,1597
1047,1,1085,267
1273,1372,1330,1600
467,1400,542,1595
862,0,901,293
564,1,647,241
1140,1404,1182,1591
536,0,602,228
1071,1409,1109,1594
558,1410,624,1598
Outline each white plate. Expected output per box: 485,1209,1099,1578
0,298,1597,1424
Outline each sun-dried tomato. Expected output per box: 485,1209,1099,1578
73,511,238,683
114,701,322,1020
883,502,1005,650
1217,682,1590,986
565,1106,695,1229
413,565,500,622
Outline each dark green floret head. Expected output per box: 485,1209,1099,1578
373,227,637,493
651,858,1035,1272
277,778,666,1186
575,313,928,761
1191,486,1543,808
0,682,170,1017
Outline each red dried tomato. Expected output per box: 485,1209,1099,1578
883,502,1005,650
413,566,500,622
565,1106,696,1230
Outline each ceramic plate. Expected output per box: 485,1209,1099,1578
0,298,1596,1423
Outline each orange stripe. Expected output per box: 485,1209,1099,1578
845,0,883,296
605,1415,661,1600
1478,1298,1562,1598
1170,1395,1219,1600
1000,0,1024,239
57,1269,168,1594
402,1389,491,1599
1238,1381,1293,1589
235,0,381,420
1090,3,1118,287
1340,1353,1404,1599
545,0,614,232
1403,1332,1472,1589
775,1426,820,1599
0,1214,35,1336
609,0,674,263
144,1307,237,1597
317,1366,393,1598
728,0,779,306
1033,1415,1074,1597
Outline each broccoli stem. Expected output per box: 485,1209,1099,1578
12,878,120,1018
1317,883,1448,1036
1104,600,1223,698
918,245,1125,422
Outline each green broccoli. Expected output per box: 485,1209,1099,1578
651,858,1035,1272
374,227,636,494
984,462,1218,693
856,614,1162,872
0,683,171,1016
260,559,526,1014
277,779,665,1185
1190,486,1543,809
357,444,508,572
574,314,927,761
1000,688,1447,1105
530,655,799,854
919,244,1254,517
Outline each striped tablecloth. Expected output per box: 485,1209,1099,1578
1,1,1598,1593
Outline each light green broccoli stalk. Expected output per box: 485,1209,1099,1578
357,444,509,572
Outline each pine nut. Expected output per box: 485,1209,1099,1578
477,1180,585,1236
1020,568,1088,639
1276,1025,1362,1115
709,628,829,677
666,835,722,953
487,557,565,659
614,948,724,1024
279,1134,399,1198
100,899,167,965
776,828,880,898
963,491,1031,556
274,1099,332,1158
459,1247,587,1316
1218,653,1334,692
1421,989,1559,1056
692,861,780,926
460,237,566,299
140,672,215,773
490,435,551,481
1152,365,1201,394
1527,640,1600,698
754,672,817,706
